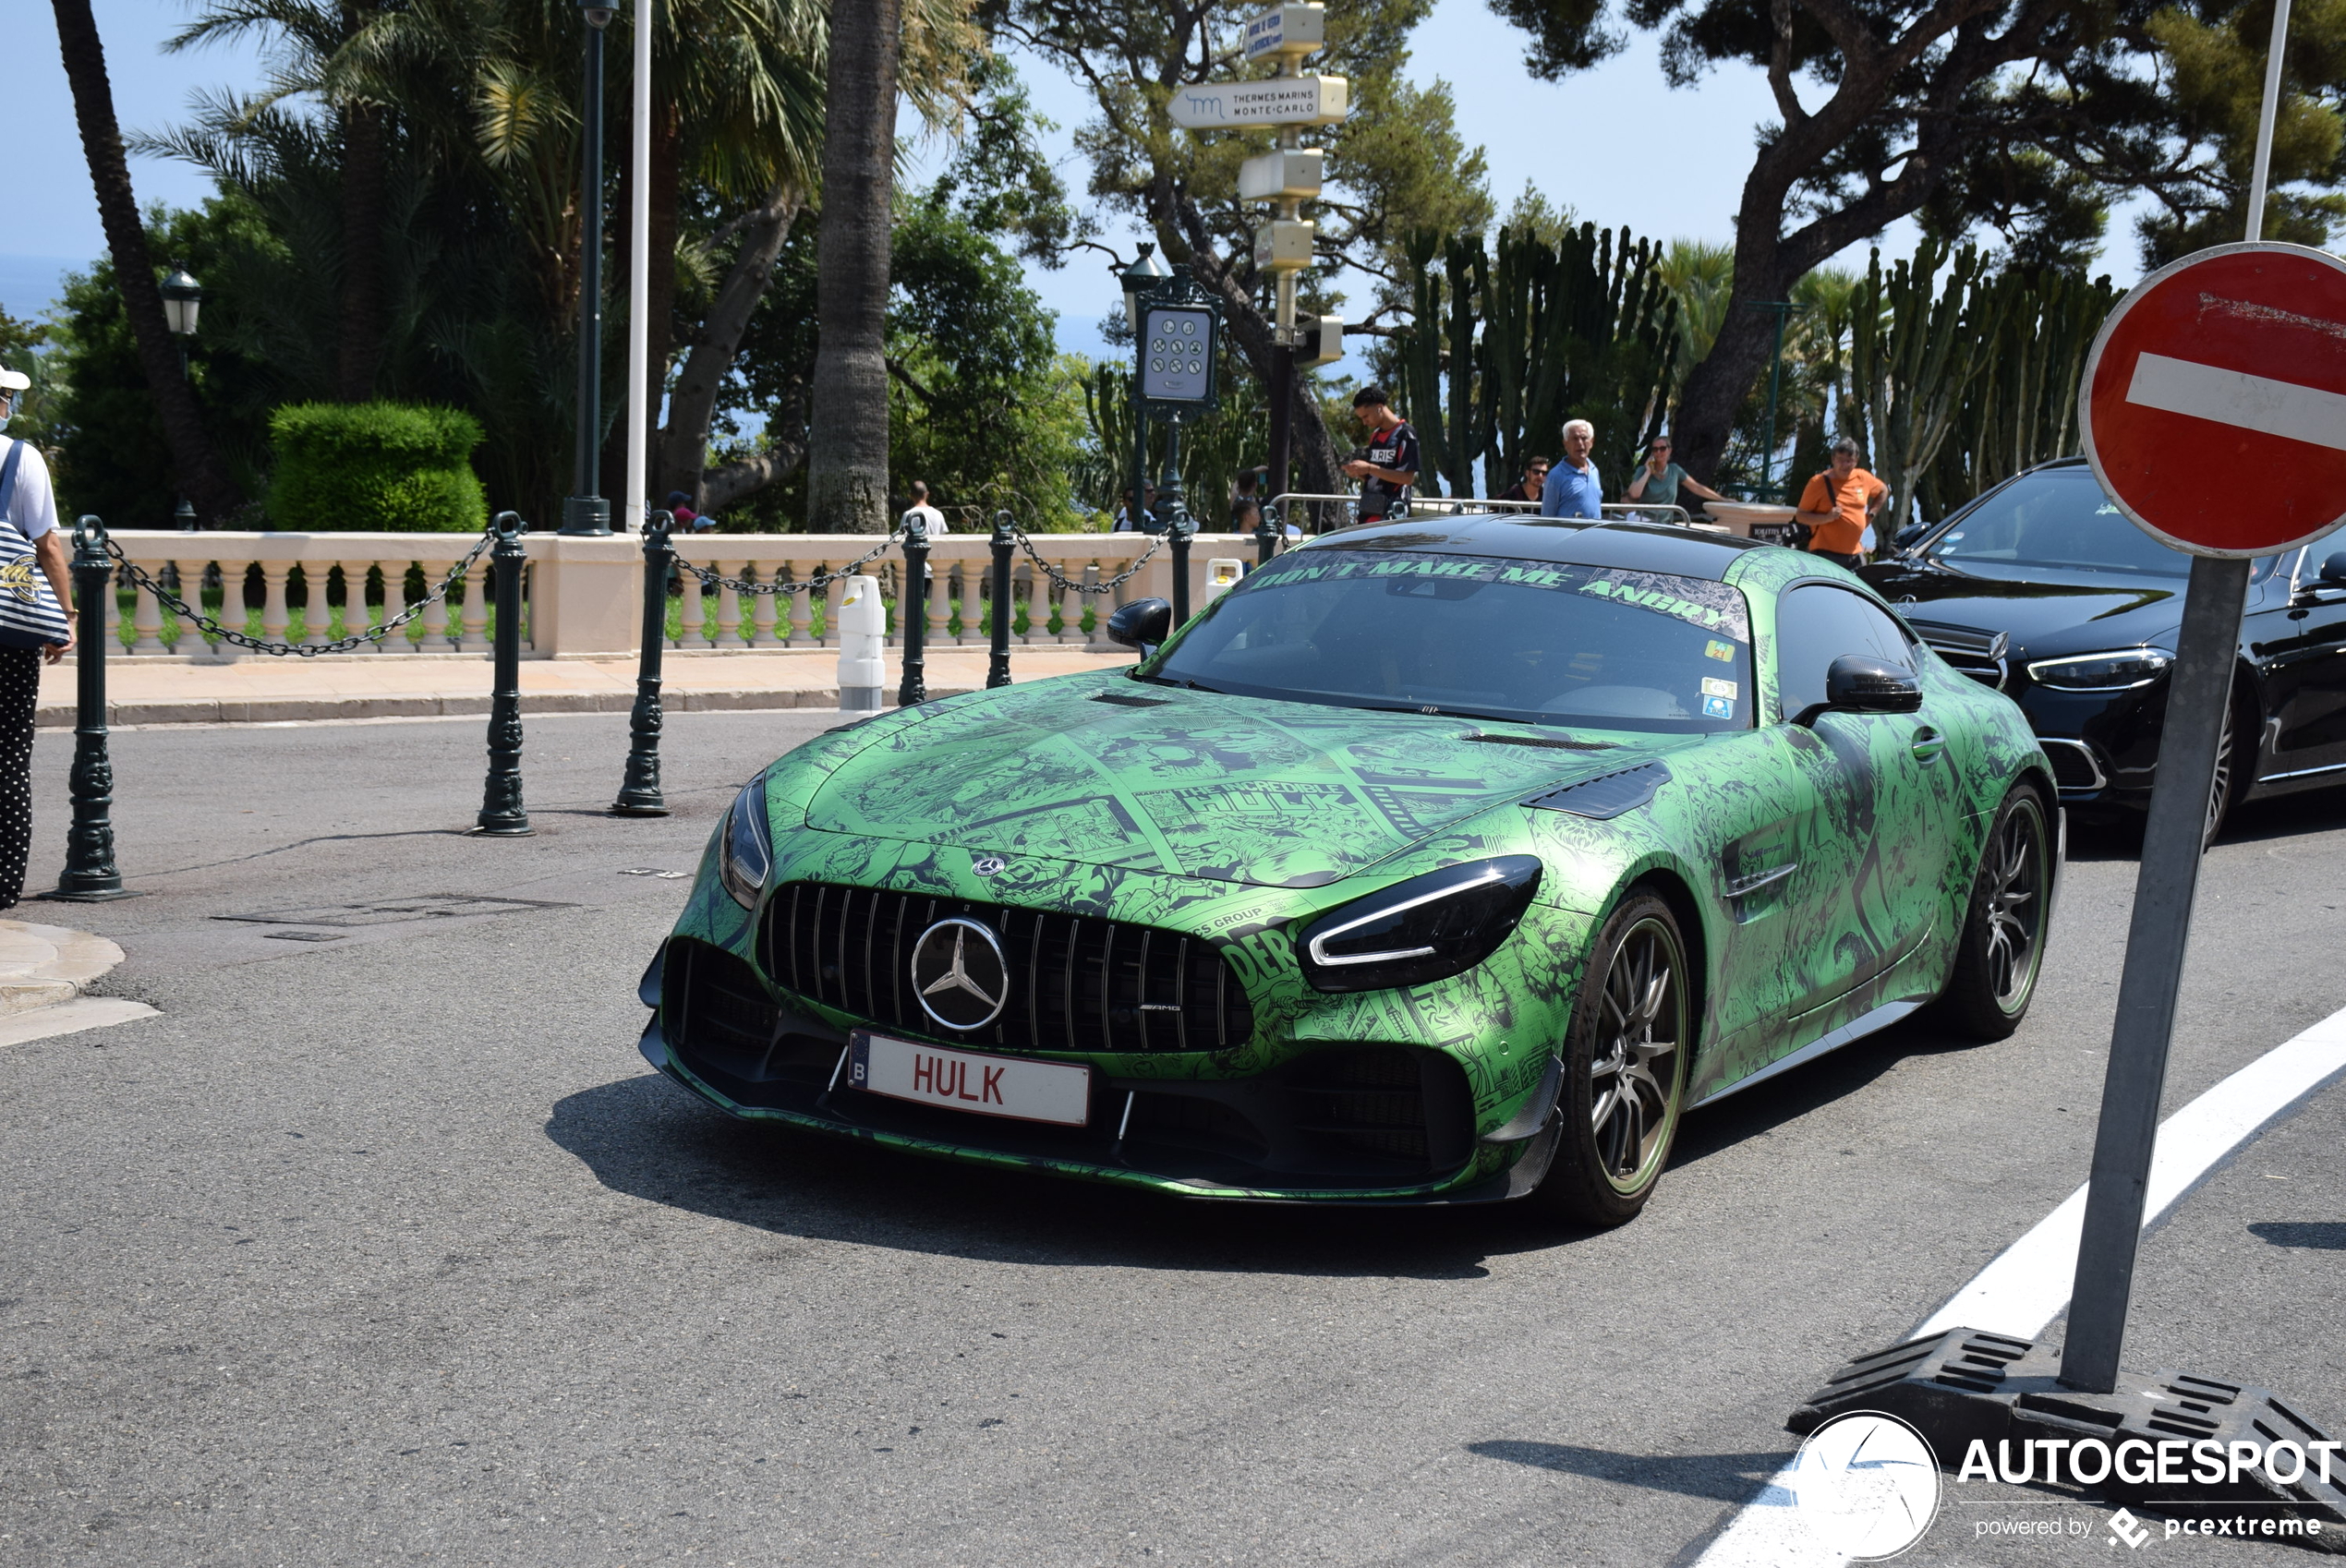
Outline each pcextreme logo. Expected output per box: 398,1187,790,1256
1787,1412,1941,1561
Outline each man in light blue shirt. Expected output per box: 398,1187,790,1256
1539,418,1604,519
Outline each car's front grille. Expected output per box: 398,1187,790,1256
757,883,1256,1054
1906,618,2009,688
660,937,843,1092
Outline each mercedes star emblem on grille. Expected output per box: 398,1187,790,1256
910,917,1010,1031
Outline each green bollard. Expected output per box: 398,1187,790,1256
46,516,138,901
475,512,532,836
611,510,672,815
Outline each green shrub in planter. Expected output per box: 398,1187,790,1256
267,401,488,532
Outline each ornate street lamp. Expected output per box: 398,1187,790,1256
562,1,618,536
1119,245,1169,532
1134,264,1221,541
160,267,202,529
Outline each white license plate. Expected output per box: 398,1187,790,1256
848,1031,1092,1127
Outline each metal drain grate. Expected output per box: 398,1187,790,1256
216,894,576,927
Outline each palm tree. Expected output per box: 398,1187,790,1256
804,0,901,533
51,0,245,522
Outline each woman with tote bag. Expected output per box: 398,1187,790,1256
0,366,78,908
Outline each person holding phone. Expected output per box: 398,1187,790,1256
0,366,76,909
1623,435,1723,515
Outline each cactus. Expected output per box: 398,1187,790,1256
1847,242,2008,537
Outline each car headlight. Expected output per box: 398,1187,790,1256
2025,647,2174,692
717,775,772,910
1297,855,1543,994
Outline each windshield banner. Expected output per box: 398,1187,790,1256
1251,549,1751,643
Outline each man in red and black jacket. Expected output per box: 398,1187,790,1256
1343,387,1420,525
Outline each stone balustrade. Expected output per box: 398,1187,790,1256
94,528,1265,661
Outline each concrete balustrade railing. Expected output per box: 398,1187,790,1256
97,528,1264,661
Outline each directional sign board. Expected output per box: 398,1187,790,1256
1244,3,1325,60
2082,241,2346,557
1167,76,1348,130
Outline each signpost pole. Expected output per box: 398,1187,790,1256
2057,553,2249,1392
2058,0,2291,1394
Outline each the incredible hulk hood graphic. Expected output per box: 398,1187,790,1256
802,673,1697,888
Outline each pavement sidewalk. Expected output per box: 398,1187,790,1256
34,645,1136,729
0,919,155,1046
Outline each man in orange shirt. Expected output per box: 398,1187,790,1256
1795,438,1888,570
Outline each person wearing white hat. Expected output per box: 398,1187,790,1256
0,363,75,907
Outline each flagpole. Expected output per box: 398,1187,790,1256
623,0,653,530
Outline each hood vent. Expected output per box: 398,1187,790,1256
1524,761,1672,819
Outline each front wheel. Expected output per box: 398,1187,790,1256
1933,782,2051,1041
1523,890,1691,1227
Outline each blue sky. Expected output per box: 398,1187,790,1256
6,0,2149,353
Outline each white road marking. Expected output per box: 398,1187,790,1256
0,995,159,1048
2125,351,2346,452
1688,1001,2346,1567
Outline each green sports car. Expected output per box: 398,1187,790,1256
636,515,2058,1224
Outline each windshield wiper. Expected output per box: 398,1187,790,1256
1358,702,1520,725
1135,673,1226,694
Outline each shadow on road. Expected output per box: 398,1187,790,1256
2064,779,2346,862
546,1073,1605,1278
1669,1013,1982,1167
1464,1439,1793,1504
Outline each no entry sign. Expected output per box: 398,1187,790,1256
2081,240,2346,557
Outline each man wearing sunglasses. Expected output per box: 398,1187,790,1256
1622,435,1722,515
1493,456,1550,505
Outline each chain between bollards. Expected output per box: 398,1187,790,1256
475,512,532,836
611,511,673,815
986,511,1015,690
45,516,137,901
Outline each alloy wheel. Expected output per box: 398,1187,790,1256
1981,800,2047,1010
1588,917,1686,1192
2205,697,2236,846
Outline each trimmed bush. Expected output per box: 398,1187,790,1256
266,401,488,533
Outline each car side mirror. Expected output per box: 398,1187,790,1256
1796,656,1923,725
2323,551,2346,586
1106,597,1173,650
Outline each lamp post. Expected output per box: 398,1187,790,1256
1119,246,1168,532
1134,265,1221,623
160,267,202,530
562,1,618,537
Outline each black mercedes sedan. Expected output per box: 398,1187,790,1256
1863,458,2346,830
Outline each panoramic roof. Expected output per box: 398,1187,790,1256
1299,513,1767,582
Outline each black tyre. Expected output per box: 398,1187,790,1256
2204,686,2249,848
1524,890,1691,1227
1935,782,2052,1041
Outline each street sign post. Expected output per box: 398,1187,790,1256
2063,240,2346,1393
1167,75,1347,130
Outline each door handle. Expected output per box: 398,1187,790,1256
1910,727,1946,763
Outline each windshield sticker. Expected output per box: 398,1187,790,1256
1254,550,1750,642
1701,677,1737,699
1702,695,1735,720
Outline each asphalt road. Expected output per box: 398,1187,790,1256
1,708,2340,1567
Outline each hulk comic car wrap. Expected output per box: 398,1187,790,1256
635,515,2057,1215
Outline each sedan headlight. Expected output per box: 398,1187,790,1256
2025,647,2173,692
1297,855,1543,994
717,775,773,909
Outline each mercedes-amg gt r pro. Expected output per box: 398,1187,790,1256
636,516,2058,1224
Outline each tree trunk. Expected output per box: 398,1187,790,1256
658,184,804,505
52,0,243,523
1177,211,1344,496
336,98,386,402
803,0,900,533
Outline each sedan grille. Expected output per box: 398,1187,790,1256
1907,618,2009,688
757,883,1256,1054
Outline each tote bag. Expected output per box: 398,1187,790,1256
0,439,72,651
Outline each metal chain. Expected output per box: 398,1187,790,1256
1013,528,1167,595
103,526,497,657
671,528,903,596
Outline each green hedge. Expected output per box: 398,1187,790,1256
266,401,487,532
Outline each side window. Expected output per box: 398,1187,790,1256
1774,585,1915,718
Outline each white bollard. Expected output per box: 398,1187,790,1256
835,574,888,712
1203,558,1246,606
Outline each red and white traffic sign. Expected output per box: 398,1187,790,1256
2081,240,2346,557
